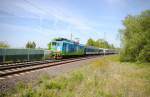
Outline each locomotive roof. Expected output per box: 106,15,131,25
53,38,69,41
55,38,73,42
52,38,82,45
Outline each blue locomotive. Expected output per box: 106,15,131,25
49,38,85,58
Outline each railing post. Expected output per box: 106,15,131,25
44,50,45,61
3,48,6,63
28,49,30,61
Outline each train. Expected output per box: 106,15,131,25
49,38,116,59
0,38,116,63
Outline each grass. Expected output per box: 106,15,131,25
1,55,150,97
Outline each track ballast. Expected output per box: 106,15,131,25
0,56,99,78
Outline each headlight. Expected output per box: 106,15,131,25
57,47,61,51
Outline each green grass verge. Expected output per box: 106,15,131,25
1,55,150,97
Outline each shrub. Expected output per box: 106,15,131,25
119,10,150,62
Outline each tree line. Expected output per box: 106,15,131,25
0,41,36,49
0,39,115,49
25,41,36,48
119,10,150,62
86,38,115,49
0,41,9,48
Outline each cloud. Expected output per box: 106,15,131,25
0,0,93,32
106,0,125,4
0,23,48,37
0,21,74,39
105,0,127,8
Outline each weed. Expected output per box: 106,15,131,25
2,55,150,97
70,71,84,82
45,80,62,90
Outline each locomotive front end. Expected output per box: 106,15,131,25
49,41,63,59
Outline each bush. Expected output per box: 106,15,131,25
137,45,150,62
119,10,150,62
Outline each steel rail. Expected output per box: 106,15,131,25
0,56,99,77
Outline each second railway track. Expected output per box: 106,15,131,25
0,56,99,78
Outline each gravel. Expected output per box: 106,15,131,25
0,56,102,93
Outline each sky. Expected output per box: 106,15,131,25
0,0,150,48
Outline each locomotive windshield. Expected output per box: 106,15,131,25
52,42,60,46
52,42,56,46
52,42,59,46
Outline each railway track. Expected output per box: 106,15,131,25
0,56,99,77
0,60,60,70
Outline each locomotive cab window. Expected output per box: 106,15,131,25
52,42,56,46
52,42,60,46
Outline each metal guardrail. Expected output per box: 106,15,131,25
0,48,51,64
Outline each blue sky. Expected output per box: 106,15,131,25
0,0,150,48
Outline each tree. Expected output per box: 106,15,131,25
110,44,115,49
86,38,95,46
26,41,36,48
119,10,150,62
32,42,36,48
0,41,9,48
48,42,51,49
86,38,115,49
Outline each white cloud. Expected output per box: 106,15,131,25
105,0,127,8
106,0,125,4
0,0,93,32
